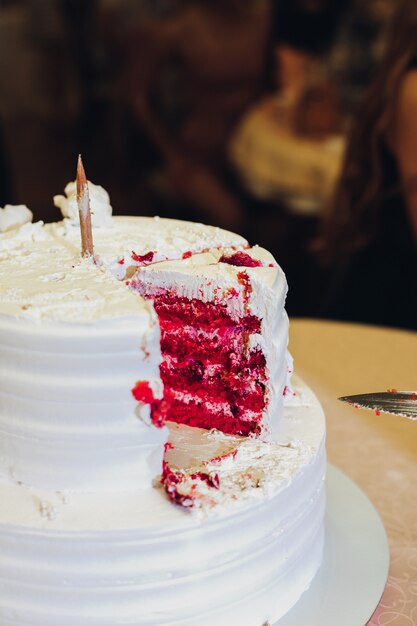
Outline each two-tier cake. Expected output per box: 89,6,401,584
0,183,326,625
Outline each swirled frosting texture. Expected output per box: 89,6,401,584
0,204,32,232
54,180,113,228
0,211,326,625
0,378,326,626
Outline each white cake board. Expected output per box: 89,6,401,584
275,464,389,626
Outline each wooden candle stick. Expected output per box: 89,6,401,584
76,155,94,258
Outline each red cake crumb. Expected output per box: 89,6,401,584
182,251,193,259
131,250,155,265
131,381,155,404
148,399,169,427
161,461,191,506
118,258,125,265
283,385,296,397
237,271,252,304
206,449,238,466
226,287,239,299
161,460,220,508
219,251,262,267
375,409,381,416
190,471,220,489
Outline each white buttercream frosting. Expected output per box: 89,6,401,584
0,204,33,232
0,311,166,492
0,377,326,626
0,226,150,322
46,215,249,280
0,213,326,626
54,180,113,228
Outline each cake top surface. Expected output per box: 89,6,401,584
0,221,149,323
47,215,248,269
50,180,245,255
0,210,248,323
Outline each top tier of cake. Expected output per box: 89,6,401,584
0,203,289,493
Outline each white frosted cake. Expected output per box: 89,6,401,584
0,185,326,625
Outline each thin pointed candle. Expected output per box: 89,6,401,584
76,155,94,258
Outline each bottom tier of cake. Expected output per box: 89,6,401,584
0,377,325,626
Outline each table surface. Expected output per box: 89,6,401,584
289,319,417,626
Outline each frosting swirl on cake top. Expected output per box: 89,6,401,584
0,204,33,233
0,212,248,322
54,180,113,228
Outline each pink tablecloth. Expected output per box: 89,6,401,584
289,319,417,626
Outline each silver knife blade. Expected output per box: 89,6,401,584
338,391,417,420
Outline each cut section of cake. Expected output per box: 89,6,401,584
130,246,290,440
0,186,326,626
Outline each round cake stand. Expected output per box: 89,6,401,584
275,464,389,626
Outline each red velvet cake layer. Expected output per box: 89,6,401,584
159,357,266,401
152,391,261,436
143,293,268,436
152,294,260,332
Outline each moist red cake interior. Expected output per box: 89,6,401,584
138,290,268,436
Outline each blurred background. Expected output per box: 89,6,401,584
1,0,416,329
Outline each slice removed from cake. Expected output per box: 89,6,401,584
130,245,290,442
